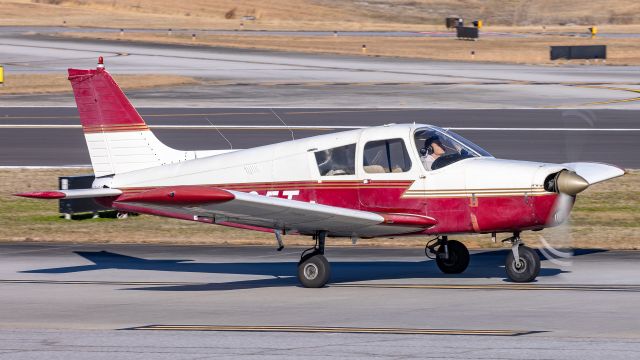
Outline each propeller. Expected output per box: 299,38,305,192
538,110,596,265
543,169,589,226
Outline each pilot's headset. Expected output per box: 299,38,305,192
420,136,440,156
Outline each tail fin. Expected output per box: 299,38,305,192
68,60,227,177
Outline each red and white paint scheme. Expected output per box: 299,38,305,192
17,59,625,287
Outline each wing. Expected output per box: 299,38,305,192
113,186,437,237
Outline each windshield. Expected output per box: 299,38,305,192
414,126,492,171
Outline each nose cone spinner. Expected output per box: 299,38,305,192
556,171,590,196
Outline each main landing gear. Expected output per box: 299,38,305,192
426,236,470,274
297,231,331,288
502,232,540,283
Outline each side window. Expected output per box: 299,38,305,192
363,138,412,174
314,144,356,176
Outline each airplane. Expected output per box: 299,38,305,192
17,57,625,288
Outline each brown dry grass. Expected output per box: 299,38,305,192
56,32,640,66
1,168,638,249
3,0,640,30
0,73,199,95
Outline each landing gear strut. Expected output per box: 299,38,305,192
426,236,470,274
297,231,331,288
503,232,540,282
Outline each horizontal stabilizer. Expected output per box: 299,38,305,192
16,188,122,199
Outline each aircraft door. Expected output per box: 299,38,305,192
358,137,426,213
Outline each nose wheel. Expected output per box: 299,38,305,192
297,231,331,288
426,236,470,274
503,233,540,282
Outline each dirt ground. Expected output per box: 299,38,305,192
0,73,199,95
2,168,638,249
3,0,640,30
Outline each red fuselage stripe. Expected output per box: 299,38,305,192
108,180,560,235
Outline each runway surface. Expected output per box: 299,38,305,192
2,33,640,108
1,107,638,168
0,243,639,359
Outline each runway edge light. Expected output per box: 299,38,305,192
0,65,4,85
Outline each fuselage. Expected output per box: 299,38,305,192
95,124,568,236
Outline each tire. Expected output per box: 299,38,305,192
435,240,470,274
297,254,330,288
298,250,319,266
505,245,540,283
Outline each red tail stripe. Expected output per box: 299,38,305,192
83,124,150,133
68,67,147,129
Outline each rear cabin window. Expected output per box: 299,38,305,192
314,144,356,176
363,138,412,173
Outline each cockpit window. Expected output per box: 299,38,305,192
414,127,491,171
315,143,356,176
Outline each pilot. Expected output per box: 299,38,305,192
421,136,446,170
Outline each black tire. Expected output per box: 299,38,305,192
435,240,470,274
505,245,540,283
297,254,331,288
298,250,319,266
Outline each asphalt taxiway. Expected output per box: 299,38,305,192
1,107,638,168
0,243,639,359
2,33,640,108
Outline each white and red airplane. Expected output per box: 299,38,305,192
17,58,625,287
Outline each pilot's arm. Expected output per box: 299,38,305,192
421,155,435,171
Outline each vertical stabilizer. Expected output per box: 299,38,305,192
68,58,230,177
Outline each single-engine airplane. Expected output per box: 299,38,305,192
17,58,625,288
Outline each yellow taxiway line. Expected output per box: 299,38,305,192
127,324,540,336
2,279,638,292
333,283,640,291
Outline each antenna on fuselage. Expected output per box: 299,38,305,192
270,108,295,141
204,117,233,149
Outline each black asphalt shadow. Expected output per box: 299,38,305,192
16,249,610,291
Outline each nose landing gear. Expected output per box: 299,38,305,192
426,236,470,274
503,232,540,282
297,230,331,288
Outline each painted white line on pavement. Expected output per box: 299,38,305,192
1,124,639,131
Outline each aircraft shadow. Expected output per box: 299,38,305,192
20,248,608,291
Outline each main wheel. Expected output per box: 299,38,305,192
435,240,470,274
297,253,331,288
505,245,540,282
